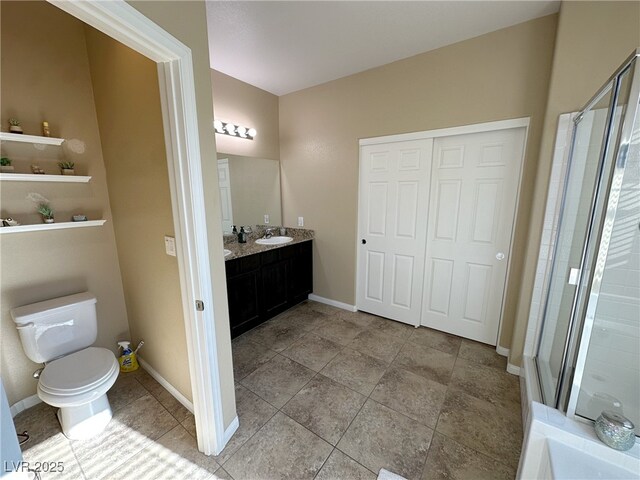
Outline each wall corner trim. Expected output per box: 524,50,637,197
139,358,194,413
507,362,522,376
10,394,42,418
308,294,357,312
496,345,510,357
223,415,240,446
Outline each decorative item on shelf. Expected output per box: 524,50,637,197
72,214,87,222
1,218,20,227
594,411,636,451
0,157,14,173
30,165,46,174
42,121,51,137
8,118,23,134
27,193,54,224
57,161,75,175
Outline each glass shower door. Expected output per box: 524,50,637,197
535,85,614,406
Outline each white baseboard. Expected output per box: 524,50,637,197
507,362,522,376
496,345,510,357
222,416,239,449
308,294,357,312
138,358,194,413
10,394,42,418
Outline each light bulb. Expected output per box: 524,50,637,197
213,120,224,133
247,128,257,138
236,126,247,138
226,123,236,135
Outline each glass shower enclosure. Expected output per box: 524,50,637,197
535,50,640,435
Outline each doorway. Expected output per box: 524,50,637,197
357,119,528,345
49,0,233,455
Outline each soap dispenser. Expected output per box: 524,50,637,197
238,226,247,244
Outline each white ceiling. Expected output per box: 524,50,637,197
206,1,560,96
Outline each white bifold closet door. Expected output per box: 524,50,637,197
421,127,525,344
357,139,433,326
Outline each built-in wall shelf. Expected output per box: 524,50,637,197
0,132,65,146
0,220,106,235
0,173,91,183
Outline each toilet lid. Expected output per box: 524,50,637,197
39,347,119,396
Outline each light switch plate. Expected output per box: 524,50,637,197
264,214,270,224
298,216,304,227
568,268,580,285
164,235,176,257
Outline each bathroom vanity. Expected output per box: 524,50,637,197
224,228,313,338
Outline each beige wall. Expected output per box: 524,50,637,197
211,70,280,160
84,27,192,400
510,1,640,366
223,154,282,227
0,1,129,405
129,0,237,429
279,15,558,351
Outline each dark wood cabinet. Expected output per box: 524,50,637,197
225,241,312,338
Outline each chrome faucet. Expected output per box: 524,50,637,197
263,228,274,239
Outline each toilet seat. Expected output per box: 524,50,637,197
38,347,119,407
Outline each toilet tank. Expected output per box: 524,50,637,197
10,292,98,364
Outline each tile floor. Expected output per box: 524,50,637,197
12,300,522,480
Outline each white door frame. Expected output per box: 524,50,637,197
358,118,530,345
50,0,229,455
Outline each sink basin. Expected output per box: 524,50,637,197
223,249,232,257
255,236,293,246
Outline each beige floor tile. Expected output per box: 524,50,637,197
240,355,315,408
370,367,447,428
224,412,333,480
347,329,404,364
409,327,461,355
282,374,366,445
393,342,456,385
102,424,219,480
450,358,520,410
240,316,308,352
371,319,415,340
214,384,277,464
314,317,365,346
436,389,522,469
305,300,344,316
108,372,148,412
458,339,507,370
279,307,332,331
320,348,388,396
337,310,388,329
337,399,433,480
70,394,178,479
422,433,516,480
281,333,342,371
231,336,277,380
316,449,376,480
212,467,234,479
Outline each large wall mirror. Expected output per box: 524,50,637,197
217,153,282,233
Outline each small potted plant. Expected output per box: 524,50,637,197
37,203,54,223
58,161,75,175
8,118,23,134
0,157,14,173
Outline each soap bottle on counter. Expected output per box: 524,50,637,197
232,225,238,235
238,226,247,243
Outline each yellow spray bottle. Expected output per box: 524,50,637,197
117,341,139,372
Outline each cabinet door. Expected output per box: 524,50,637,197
261,259,289,317
289,242,313,304
227,270,261,338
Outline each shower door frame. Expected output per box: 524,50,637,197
564,54,640,420
534,49,640,422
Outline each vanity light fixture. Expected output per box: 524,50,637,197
213,120,256,140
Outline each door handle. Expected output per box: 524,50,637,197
362,239,367,244
496,252,505,260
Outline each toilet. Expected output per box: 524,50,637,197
11,292,119,440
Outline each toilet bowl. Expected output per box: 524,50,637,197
37,347,119,439
11,292,120,440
